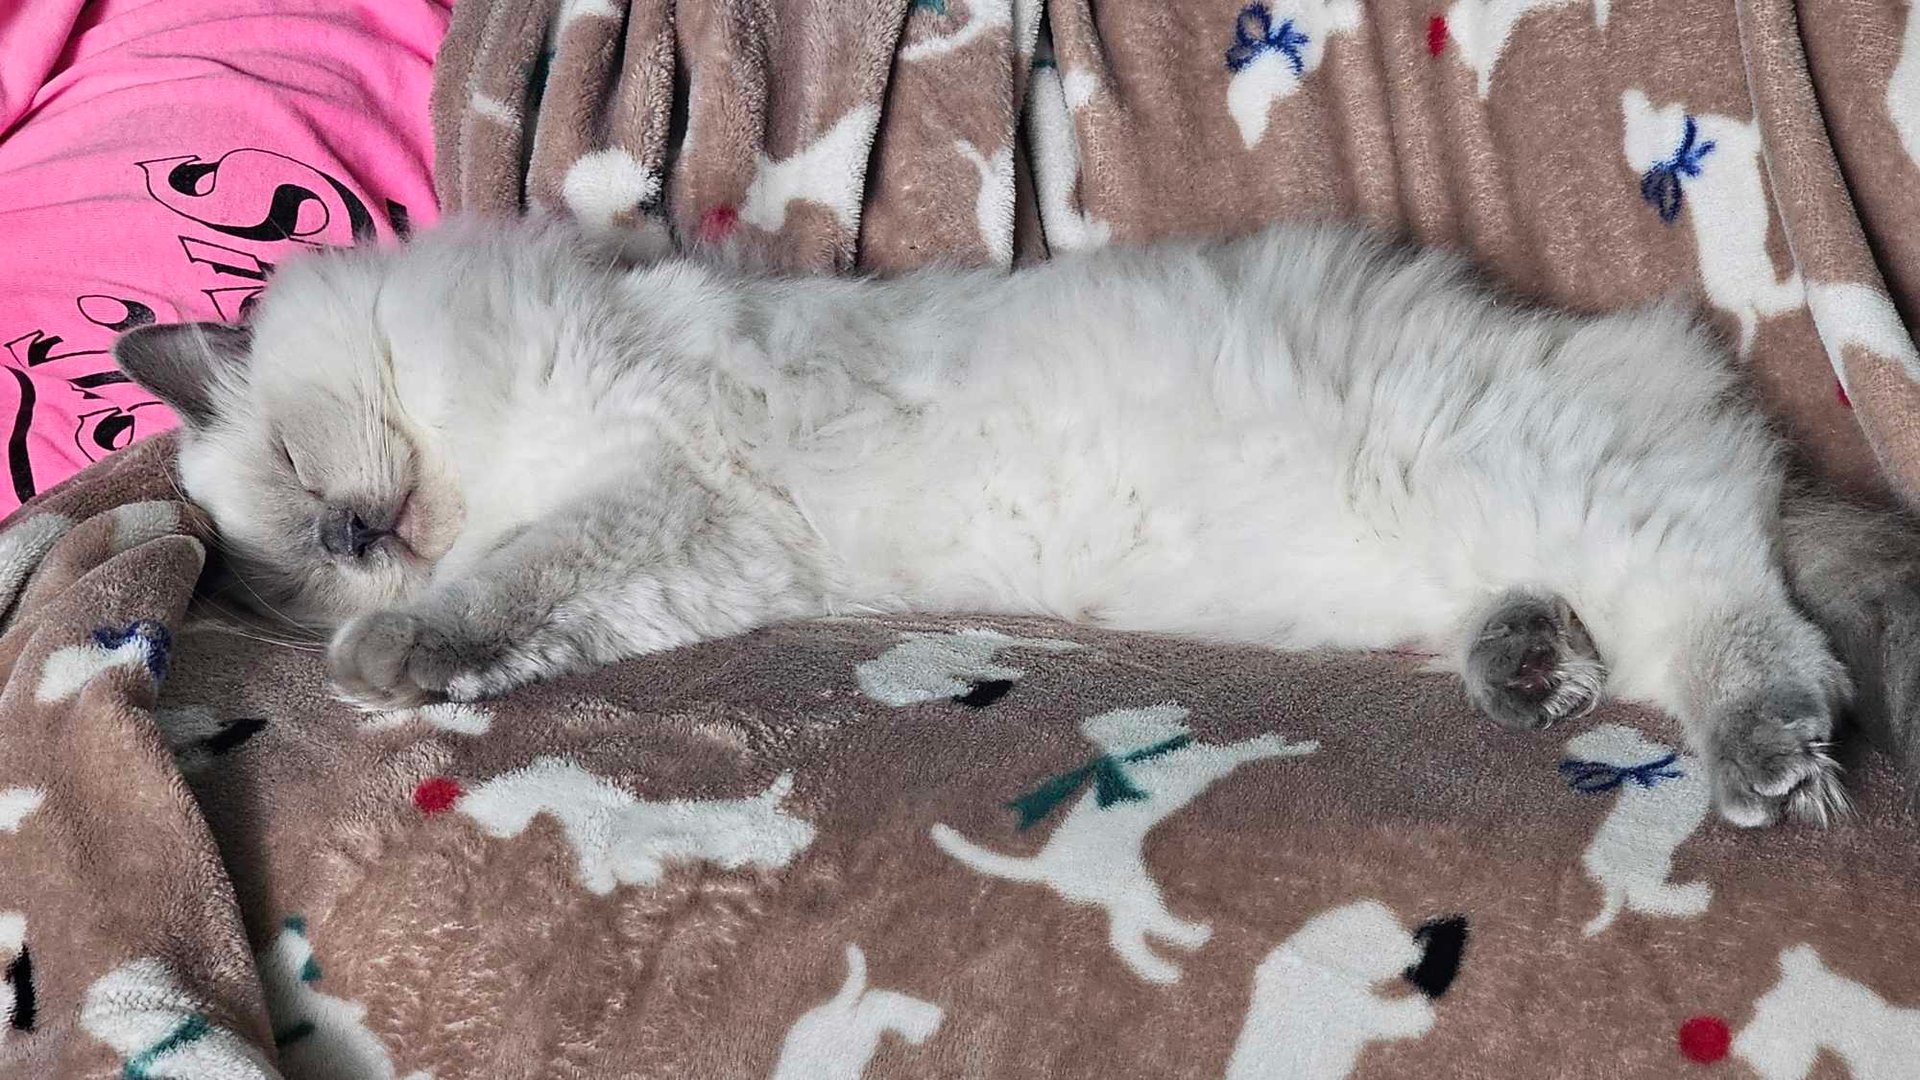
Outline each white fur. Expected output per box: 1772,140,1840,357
1225,900,1435,1080
769,945,943,1080
1735,945,1920,1080
168,215,1845,820
931,705,1318,983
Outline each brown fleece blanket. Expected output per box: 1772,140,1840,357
1,436,1919,1079
7,1,1920,1078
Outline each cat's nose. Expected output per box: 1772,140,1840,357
319,506,385,558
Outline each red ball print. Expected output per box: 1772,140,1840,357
1427,15,1449,57
1836,380,1853,410
413,776,464,814
699,205,740,244
1677,1015,1732,1064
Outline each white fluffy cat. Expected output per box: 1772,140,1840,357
113,216,1920,827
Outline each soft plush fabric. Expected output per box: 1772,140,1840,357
440,0,1920,513
0,0,447,514
0,436,1916,1078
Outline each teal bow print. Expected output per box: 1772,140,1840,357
1007,734,1193,830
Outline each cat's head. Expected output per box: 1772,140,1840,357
112,258,463,630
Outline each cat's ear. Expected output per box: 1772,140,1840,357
113,322,251,426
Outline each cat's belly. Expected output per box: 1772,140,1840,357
812,434,1474,654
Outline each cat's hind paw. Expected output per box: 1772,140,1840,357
1706,690,1850,828
1463,591,1606,732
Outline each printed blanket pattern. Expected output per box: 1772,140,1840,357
436,0,1920,507
0,438,1917,1078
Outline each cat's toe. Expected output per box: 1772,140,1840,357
327,610,445,711
1463,592,1606,732
1706,691,1849,828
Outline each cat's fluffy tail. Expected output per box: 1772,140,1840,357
1780,486,1920,806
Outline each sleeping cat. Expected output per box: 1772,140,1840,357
112,216,1920,828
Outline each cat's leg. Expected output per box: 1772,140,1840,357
1779,489,1920,812
1663,599,1851,827
1461,590,1607,731
327,470,823,708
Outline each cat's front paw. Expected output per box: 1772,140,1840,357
1705,691,1848,828
327,609,472,711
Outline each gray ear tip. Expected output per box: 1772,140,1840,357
112,320,250,357
112,320,253,425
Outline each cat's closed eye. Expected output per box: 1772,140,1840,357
276,439,323,498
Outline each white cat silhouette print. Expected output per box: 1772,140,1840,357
1224,0,1363,148
741,107,881,235
1805,280,1920,391
957,139,1015,268
0,787,41,834
1439,0,1609,98
930,704,1318,983
0,786,40,1046
1559,723,1712,936
1225,901,1461,1080
0,911,23,1048
36,620,171,703
1891,1,1920,166
455,758,816,895
1622,89,1804,354
901,0,1011,62
0,513,71,613
1734,945,1920,1080
855,627,1080,707
260,917,431,1080
769,945,943,1080
80,958,277,1079
1026,63,1112,252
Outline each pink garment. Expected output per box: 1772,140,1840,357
0,0,449,513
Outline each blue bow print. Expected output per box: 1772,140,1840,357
1226,3,1311,75
1559,752,1685,794
1640,116,1716,224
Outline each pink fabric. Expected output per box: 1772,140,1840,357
0,0,449,513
